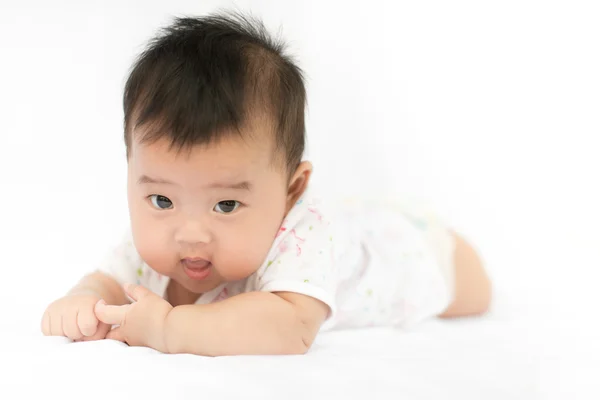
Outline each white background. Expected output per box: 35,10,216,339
0,0,599,395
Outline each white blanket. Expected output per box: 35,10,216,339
2,308,588,400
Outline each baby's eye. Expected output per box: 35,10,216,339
214,200,240,214
149,195,173,210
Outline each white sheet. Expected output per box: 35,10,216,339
2,308,592,400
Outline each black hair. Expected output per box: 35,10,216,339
122,10,306,174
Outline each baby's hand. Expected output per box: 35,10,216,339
41,294,111,341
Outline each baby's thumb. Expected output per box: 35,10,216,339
77,303,99,337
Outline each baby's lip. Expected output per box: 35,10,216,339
181,257,210,269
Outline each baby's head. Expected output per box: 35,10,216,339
123,12,311,295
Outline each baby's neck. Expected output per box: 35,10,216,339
166,280,201,307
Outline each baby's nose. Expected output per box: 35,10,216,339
175,219,212,245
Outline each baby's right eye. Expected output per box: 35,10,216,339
149,195,173,210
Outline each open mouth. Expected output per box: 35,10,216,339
181,258,212,280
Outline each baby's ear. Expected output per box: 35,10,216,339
286,161,313,211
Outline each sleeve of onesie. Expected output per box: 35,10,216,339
93,231,144,287
252,200,337,319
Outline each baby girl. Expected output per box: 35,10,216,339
41,11,492,356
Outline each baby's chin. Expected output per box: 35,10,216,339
173,262,260,294
177,273,225,294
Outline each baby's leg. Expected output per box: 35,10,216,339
438,231,492,318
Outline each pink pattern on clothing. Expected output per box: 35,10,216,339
278,240,289,253
276,226,287,238
307,207,323,222
290,229,305,243
296,244,302,256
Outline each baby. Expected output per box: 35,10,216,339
41,12,492,356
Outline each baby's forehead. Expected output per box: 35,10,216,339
130,132,284,179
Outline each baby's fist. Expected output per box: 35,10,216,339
41,294,111,341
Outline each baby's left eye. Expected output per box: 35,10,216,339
149,194,173,210
214,200,240,214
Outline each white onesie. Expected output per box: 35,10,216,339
97,188,456,332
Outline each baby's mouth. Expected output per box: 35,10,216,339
181,258,212,280
182,257,210,269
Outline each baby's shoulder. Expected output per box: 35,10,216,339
280,189,335,233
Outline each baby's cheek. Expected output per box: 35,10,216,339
218,249,264,280
216,233,274,281
132,225,174,276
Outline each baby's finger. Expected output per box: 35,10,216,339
77,304,99,337
63,313,83,340
106,327,126,343
95,300,128,325
124,283,152,302
49,313,64,336
81,322,110,342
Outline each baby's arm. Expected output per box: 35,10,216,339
163,291,329,356
67,271,129,306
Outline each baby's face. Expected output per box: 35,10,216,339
126,131,302,295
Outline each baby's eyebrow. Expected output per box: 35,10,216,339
138,175,251,191
208,181,252,191
138,175,175,185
